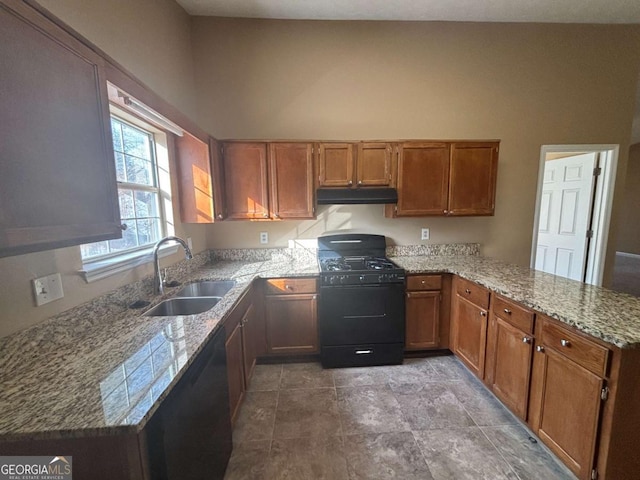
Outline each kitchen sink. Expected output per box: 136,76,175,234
174,280,236,298
143,297,222,316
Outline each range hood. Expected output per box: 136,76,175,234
316,187,398,205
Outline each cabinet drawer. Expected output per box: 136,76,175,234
264,278,317,295
492,295,534,334
407,275,442,291
454,277,490,310
541,319,609,377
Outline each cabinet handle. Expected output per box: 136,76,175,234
355,349,372,354
560,339,571,347
263,213,269,218
217,214,223,219
465,289,471,294
503,308,512,314
443,209,448,214
449,210,454,214
480,311,487,317
274,213,280,218
285,284,293,290
536,346,545,353
522,337,532,344
357,180,363,186
348,180,353,186
119,223,128,231
406,293,411,298
421,280,426,284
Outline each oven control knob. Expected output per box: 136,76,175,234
359,275,365,282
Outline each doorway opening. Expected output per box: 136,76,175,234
530,145,619,286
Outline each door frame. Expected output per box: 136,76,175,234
530,144,619,286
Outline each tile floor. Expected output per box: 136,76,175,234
224,355,576,480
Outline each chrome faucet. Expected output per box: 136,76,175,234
153,236,193,295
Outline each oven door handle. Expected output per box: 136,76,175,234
343,314,387,319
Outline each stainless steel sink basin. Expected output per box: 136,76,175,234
143,297,221,316
174,280,236,298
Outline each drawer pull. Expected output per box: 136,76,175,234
504,308,512,314
536,346,545,353
522,337,532,344
480,311,487,317
355,349,373,355
561,339,571,347
465,289,471,294
285,285,293,290
421,280,425,284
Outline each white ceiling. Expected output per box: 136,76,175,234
177,0,640,23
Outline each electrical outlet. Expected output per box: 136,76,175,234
33,273,64,306
260,232,269,244
421,228,430,240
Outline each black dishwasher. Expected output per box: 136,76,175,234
145,327,232,479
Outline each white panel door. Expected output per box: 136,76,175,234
535,153,597,281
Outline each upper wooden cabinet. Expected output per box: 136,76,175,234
318,142,394,188
175,134,226,223
318,143,355,187
388,140,499,217
268,143,315,219
0,0,121,257
221,142,269,220
449,142,499,216
394,142,450,216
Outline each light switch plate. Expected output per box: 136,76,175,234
33,273,64,306
421,228,430,240
260,232,269,244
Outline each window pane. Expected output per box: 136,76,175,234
125,155,154,186
136,218,160,246
109,221,138,251
81,241,109,258
122,123,151,159
115,152,126,183
134,190,158,219
111,118,123,153
118,189,135,219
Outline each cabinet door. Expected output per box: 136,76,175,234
175,132,215,223
452,294,488,379
268,143,314,219
395,143,450,216
225,322,245,425
0,1,121,257
486,315,533,419
448,142,498,216
318,143,355,187
405,291,440,350
265,294,318,354
222,142,269,219
241,303,258,385
532,347,603,479
357,142,393,186
210,138,227,221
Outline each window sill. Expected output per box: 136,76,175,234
80,244,179,283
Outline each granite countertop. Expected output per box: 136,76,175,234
0,254,319,442
391,255,640,349
1,247,639,442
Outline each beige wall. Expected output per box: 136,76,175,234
616,143,640,255
192,18,640,272
0,0,205,338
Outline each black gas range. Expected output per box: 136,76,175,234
317,234,406,368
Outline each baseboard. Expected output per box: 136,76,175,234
616,251,640,259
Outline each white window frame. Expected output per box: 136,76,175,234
80,106,177,282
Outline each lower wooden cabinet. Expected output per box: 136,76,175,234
485,295,535,420
223,286,259,425
264,278,318,355
451,277,490,379
528,315,608,480
405,275,443,350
